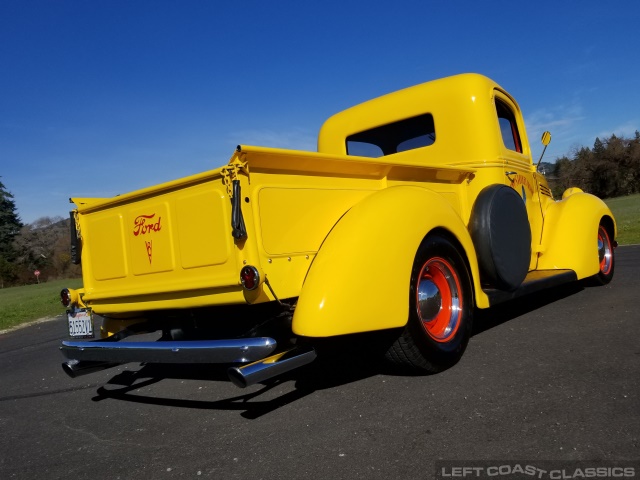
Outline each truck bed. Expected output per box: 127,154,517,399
73,145,474,316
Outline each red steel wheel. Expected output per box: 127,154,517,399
416,257,462,343
597,225,613,276
386,233,474,373
588,222,615,286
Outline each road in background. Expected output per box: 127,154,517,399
1,246,639,479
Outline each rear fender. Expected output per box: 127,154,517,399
292,186,484,337
537,191,616,279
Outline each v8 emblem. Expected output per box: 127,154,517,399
145,240,152,264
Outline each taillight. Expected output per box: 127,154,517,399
240,266,260,291
60,288,72,307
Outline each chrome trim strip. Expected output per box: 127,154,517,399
60,337,277,365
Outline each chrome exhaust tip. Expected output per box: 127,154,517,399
227,345,316,388
62,359,122,378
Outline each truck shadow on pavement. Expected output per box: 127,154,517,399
90,350,388,420
472,282,584,336
92,369,315,420
90,282,584,419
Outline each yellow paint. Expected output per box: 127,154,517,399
293,186,487,337
537,191,615,278
319,73,514,164
75,172,242,314
128,203,174,276
562,187,584,199
257,187,373,255
176,189,231,268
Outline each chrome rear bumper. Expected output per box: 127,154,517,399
60,335,317,386
60,337,277,365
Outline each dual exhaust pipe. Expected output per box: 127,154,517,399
227,344,316,388
62,344,316,388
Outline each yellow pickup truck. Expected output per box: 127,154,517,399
59,73,616,388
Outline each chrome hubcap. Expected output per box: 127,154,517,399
417,278,442,321
598,237,605,263
598,226,612,275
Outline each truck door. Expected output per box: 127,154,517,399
494,91,544,271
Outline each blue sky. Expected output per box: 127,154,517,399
1,0,639,224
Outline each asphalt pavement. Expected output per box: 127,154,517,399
1,246,639,480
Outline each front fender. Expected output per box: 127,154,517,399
537,191,616,279
292,186,484,337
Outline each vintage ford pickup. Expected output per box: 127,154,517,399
59,73,616,387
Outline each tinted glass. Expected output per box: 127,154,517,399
346,114,435,157
495,99,522,153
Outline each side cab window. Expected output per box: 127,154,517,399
495,97,522,154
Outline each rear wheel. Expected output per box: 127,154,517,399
590,223,615,285
386,233,474,373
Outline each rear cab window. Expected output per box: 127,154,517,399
495,97,522,153
346,114,435,158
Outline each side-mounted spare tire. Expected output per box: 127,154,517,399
469,184,531,291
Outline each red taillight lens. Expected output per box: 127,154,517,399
60,288,72,307
240,266,260,291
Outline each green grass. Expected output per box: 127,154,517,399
605,193,640,245
0,278,83,331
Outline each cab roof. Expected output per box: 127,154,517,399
318,73,528,164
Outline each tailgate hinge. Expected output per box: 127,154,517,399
221,152,249,199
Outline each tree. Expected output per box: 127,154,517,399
14,216,60,280
0,179,22,258
593,137,605,156
552,155,577,197
548,133,640,199
0,179,23,286
629,131,640,191
11,216,81,283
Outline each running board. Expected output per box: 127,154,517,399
483,269,577,306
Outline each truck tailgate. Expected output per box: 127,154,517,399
74,168,243,313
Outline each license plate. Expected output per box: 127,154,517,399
68,309,94,338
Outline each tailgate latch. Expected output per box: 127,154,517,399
222,156,249,240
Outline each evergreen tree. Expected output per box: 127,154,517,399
0,178,23,261
593,137,605,156
548,134,640,199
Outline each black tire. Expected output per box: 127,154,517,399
589,222,615,285
386,233,474,373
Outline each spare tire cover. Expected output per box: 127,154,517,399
469,184,531,291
